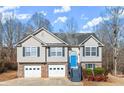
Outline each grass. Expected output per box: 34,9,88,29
83,74,124,86
0,70,17,82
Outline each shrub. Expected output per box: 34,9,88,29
94,67,105,76
94,75,108,81
85,68,92,75
0,67,4,73
10,64,17,70
87,75,94,81
4,67,8,72
5,63,17,70
94,75,103,81
0,67,8,73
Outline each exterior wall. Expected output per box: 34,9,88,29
41,64,48,78
81,62,102,69
47,62,68,77
35,30,62,43
18,63,24,78
47,47,68,63
80,37,102,62
17,37,45,63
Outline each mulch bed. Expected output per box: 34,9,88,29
0,70,17,82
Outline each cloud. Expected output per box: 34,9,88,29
17,14,32,20
39,11,47,16
1,12,31,23
83,17,103,29
0,6,20,13
1,12,13,23
83,10,124,30
83,16,110,29
53,16,67,24
54,6,71,13
0,6,20,22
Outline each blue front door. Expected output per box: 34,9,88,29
70,52,77,68
71,55,77,67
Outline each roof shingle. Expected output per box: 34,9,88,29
53,33,99,45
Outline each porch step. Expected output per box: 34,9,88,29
70,66,82,82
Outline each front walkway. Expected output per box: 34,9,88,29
0,78,83,86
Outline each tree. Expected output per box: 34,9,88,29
0,21,3,47
63,17,78,45
95,7,124,75
27,12,53,32
3,17,16,63
0,17,4,67
3,14,24,63
14,19,24,43
95,23,114,72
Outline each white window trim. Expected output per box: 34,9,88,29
25,47,37,57
50,47,63,57
85,47,97,57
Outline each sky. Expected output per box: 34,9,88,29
0,6,106,32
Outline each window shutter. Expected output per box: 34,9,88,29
97,47,99,56
48,47,50,57
62,47,65,56
37,47,40,57
83,46,85,56
23,47,25,57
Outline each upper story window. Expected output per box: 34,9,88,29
50,47,63,57
50,48,56,56
25,47,37,57
91,47,96,56
86,47,90,56
85,47,97,56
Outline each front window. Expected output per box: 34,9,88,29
50,47,62,56
25,47,37,57
57,48,62,56
31,47,37,56
91,47,96,56
85,47,97,56
51,48,56,56
86,47,90,56
25,47,30,56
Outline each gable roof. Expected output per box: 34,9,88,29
16,27,103,47
16,27,68,46
32,27,68,45
79,35,104,46
54,33,103,46
16,34,46,46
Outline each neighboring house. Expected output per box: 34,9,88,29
16,27,104,78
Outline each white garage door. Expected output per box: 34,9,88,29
48,65,65,77
24,65,41,78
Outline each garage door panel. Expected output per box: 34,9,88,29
48,65,65,77
24,65,41,78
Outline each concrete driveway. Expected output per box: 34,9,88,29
0,78,83,86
